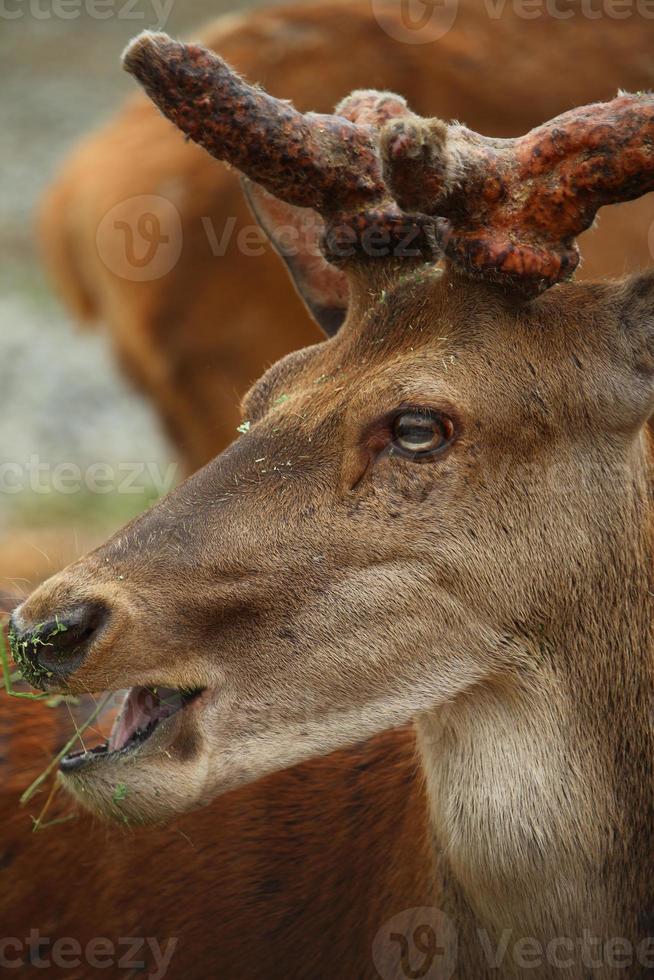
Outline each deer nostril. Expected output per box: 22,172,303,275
9,603,109,687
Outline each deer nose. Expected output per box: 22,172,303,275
8,603,108,684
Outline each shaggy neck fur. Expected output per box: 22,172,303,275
416,435,654,979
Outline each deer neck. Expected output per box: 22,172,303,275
415,441,654,978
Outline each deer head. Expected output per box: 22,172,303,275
10,33,654,834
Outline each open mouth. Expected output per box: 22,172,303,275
59,685,204,773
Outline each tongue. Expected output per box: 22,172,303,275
108,687,183,751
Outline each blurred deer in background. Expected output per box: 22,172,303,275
9,28,654,978
40,0,654,472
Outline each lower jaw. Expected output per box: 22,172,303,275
59,726,210,826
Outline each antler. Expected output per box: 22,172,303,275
122,32,442,265
381,98,654,289
123,32,654,296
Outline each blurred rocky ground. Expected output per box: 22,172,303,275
0,0,254,595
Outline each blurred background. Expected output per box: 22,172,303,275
0,0,257,594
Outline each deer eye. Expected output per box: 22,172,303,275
391,410,454,458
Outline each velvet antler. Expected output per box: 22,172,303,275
381,98,654,289
122,32,444,265
122,32,440,264
123,32,654,295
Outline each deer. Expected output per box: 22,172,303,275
7,28,654,979
39,0,654,472
8,13,654,979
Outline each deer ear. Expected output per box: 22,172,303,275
242,179,349,337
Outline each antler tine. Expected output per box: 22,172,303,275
123,32,392,216
381,94,654,292
123,33,443,265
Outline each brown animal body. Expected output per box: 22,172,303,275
41,0,654,471
6,8,654,980
1,703,430,978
